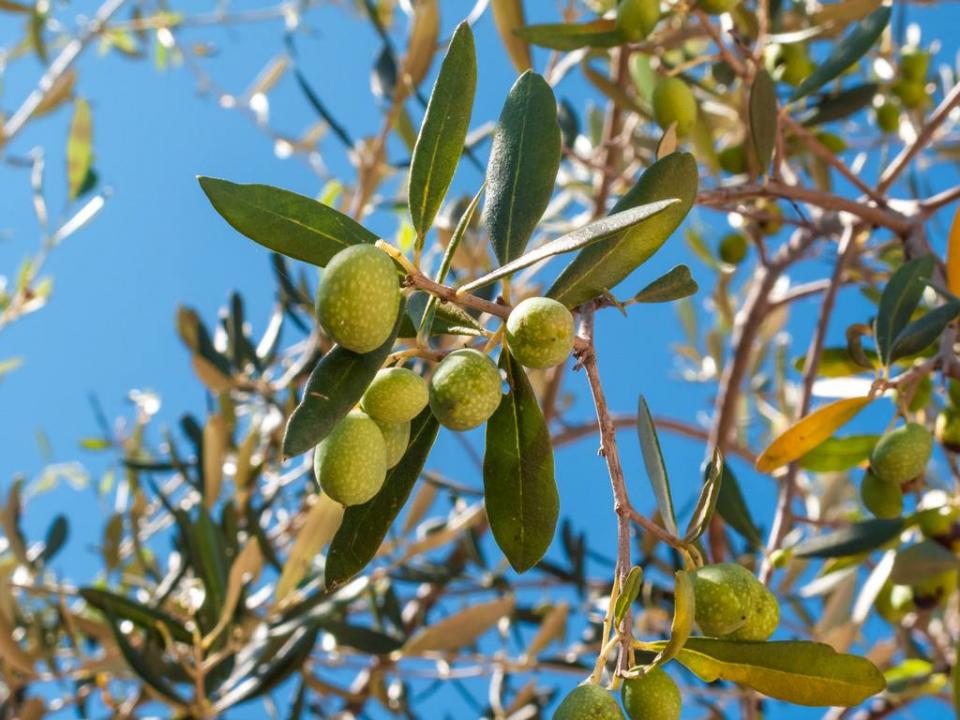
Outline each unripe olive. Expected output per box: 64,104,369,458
651,77,698,135
727,583,779,641
935,408,960,452
620,668,681,720
692,563,756,636
506,297,576,369
361,367,429,423
375,419,410,469
917,506,959,540
429,349,503,431
912,569,958,610
717,144,747,175
316,244,400,353
815,131,846,154
553,684,625,720
697,0,736,15
754,200,783,236
892,80,929,110
860,471,903,519
616,0,659,41
719,233,748,265
876,101,900,133
875,582,914,623
900,47,931,83
870,422,933,485
778,44,813,87
314,411,387,506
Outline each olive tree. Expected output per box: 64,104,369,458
3,0,960,717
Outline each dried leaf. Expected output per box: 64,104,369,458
403,596,514,655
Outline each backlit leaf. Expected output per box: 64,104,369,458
793,518,904,558
66,98,92,201
636,395,679,536
490,0,532,73
799,434,878,472
631,264,698,304
403,596,514,654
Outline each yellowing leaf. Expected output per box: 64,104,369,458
202,414,227,509
756,396,873,473
202,540,262,649
398,0,439,95
403,596,514,655
490,0,532,73
947,204,960,296
645,570,694,669
66,98,93,201
275,493,344,603
524,602,568,660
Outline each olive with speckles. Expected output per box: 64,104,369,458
376,418,410,469
316,244,400,353
506,297,575,369
621,668,681,720
553,684,625,719
692,563,756,636
361,367,429,423
429,349,502,431
314,411,387,506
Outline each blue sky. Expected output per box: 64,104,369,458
2,1,959,717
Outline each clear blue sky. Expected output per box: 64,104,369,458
1,1,958,717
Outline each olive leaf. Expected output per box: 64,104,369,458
798,434,878,472
524,601,569,659
889,301,960,362
275,493,344,603
283,298,405,457
198,178,377,267
636,395,679,537
875,256,935,365
802,83,878,126
461,199,679,293
756,396,874,473
80,588,193,644
483,71,562,265
631,264,698,304
614,566,644,627
645,570,694,669
791,5,892,101
316,620,403,654
513,20,625,50
402,596,514,655
409,22,477,240
715,464,763,549
749,70,777,175
793,518,904,558
325,409,439,590
66,98,93,201
664,638,886,706
490,0,532,73
483,349,559,573
105,614,186,706
547,152,698,308
684,449,723,543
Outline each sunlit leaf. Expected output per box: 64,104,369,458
631,264,698,303
636,395,679,536
403,596,514,654
66,98,93,201
798,434,878,472
793,518,903,558
490,0,532,73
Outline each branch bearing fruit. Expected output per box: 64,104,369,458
316,244,400,353
620,667,681,720
553,684,625,719
651,77,697,135
506,297,576,369
869,422,932,485
860,470,903,519
376,419,410,469
361,367,429,423
314,410,387,506
429,349,503,431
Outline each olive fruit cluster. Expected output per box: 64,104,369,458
552,668,682,720
892,46,931,110
692,563,780,640
860,423,932,519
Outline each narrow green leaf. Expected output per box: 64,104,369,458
749,70,777,174
283,298,405,457
791,6,892,101
802,83,878,126
798,434,878,472
513,20,625,50
483,71,562,264
668,638,886,707
404,292,485,339
614,566,644,627
793,518,904,558
461,199,678,293
636,395,679,537
716,464,763,548
483,349,559,572
186,508,229,629
889,540,958,585
409,22,477,239
547,152,698,308
198,178,376,267
631,264,698,303
875,256,935,365
39,514,68,564
66,98,93,201
684,449,723,543
317,620,403,654
104,613,186,705
890,301,960,362
80,588,193,644
325,409,439,589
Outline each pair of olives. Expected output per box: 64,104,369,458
860,423,933,519
553,669,681,720
692,563,780,640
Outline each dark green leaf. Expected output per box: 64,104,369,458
283,298,405,457
890,301,960,362
890,540,958,585
483,349,559,573
325,410,439,589
547,152,698,308
403,292,485,339
668,638,885,707
198,178,376,267
39,514,68,564
409,22,477,239
513,20,625,50
802,83,878,126
715,464,762,549
461,199,679,293
791,6,892,101
793,518,904,558
749,70,777,174
317,620,403,654
798,434,878,472
483,71,561,264
104,613,186,705
636,395,679,537
631,264,698,303
684,449,723,543
80,588,192,644
876,256,935,365
184,508,229,630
